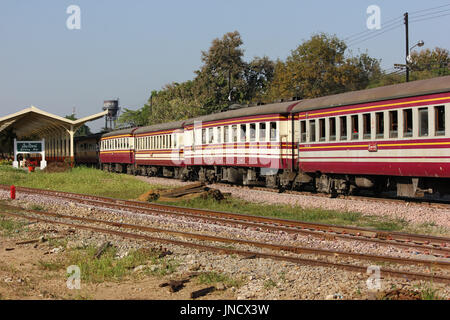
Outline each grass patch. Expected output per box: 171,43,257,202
38,260,64,271
66,246,172,283
0,166,164,200
0,216,26,236
197,272,244,288
419,284,443,300
263,278,277,290
157,197,410,232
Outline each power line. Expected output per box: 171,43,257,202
348,23,403,47
410,12,450,24
344,4,450,48
344,15,403,42
409,8,450,19
408,3,450,15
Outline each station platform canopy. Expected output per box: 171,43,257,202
0,106,107,160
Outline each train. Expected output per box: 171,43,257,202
75,76,450,198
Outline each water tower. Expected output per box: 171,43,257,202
103,99,120,130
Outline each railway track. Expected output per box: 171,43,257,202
213,183,450,210
1,184,449,258
1,204,449,285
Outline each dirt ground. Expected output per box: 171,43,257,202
0,220,235,300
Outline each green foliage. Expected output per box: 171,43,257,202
420,284,443,300
265,33,381,101
65,115,92,137
409,47,450,80
117,104,151,128
0,166,158,199
197,272,244,288
0,159,12,166
157,197,417,233
38,260,64,271
67,246,161,283
0,216,26,236
263,278,277,290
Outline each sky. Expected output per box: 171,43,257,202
1,0,449,132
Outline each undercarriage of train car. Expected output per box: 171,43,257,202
101,162,450,200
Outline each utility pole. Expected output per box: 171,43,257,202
404,12,409,82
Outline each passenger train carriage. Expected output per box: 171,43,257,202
134,121,185,178
99,128,136,173
77,76,450,199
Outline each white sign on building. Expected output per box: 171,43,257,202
13,138,47,169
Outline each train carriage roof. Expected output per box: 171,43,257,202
184,101,298,126
134,120,185,135
290,75,450,114
102,127,137,138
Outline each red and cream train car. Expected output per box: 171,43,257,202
100,128,137,173
289,76,450,197
182,102,299,186
134,121,185,178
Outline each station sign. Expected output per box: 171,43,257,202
17,142,43,153
13,139,47,169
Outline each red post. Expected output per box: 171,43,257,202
10,185,16,200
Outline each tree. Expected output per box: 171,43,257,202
409,47,449,80
117,105,150,128
265,33,381,101
244,56,275,103
65,115,92,137
194,31,248,113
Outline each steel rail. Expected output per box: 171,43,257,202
2,204,449,269
1,185,449,255
1,209,449,284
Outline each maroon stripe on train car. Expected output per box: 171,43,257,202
183,157,289,169
100,152,135,164
299,138,450,151
135,159,185,167
299,161,450,178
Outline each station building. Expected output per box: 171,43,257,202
0,106,107,167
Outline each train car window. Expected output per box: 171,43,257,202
299,120,306,142
232,125,238,142
300,120,306,142
340,116,347,140
319,119,325,141
224,126,229,143
240,124,247,142
270,122,277,142
250,123,256,142
259,123,266,142
152,136,155,149
208,128,214,144
419,108,429,137
403,109,412,137
351,115,359,140
376,112,384,138
363,114,371,139
309,120,316,142
329,118,336,141
192,130,196,149
217,127,222,143
435,106,445,136
202,129,206,144
389,110,398,138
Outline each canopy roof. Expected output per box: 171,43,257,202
0,106,107,138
